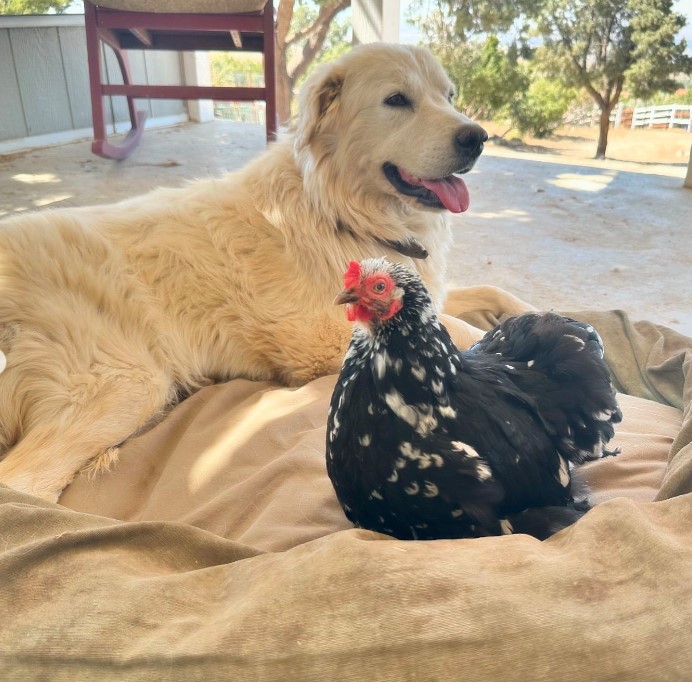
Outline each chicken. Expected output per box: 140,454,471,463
326,258,622,541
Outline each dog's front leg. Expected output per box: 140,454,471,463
0,369,174,503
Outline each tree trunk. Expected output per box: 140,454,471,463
276,64,293,125
275,0,295,125
595,107,610,159
274,0,350,126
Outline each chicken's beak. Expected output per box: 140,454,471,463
334,289,359,306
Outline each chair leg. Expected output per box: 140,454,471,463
85,2,108,153
101,45,148,159
263,0,277,141
84,1,147,160
113,48,140,134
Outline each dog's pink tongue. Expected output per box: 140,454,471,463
420,176,470,213
399,168,470,213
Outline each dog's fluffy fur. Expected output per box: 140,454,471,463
0,43,528,501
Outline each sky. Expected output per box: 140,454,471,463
676,0,692,46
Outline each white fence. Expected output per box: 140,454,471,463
567,104,692,132
611,104,692,132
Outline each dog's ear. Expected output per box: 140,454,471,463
294,63,344,151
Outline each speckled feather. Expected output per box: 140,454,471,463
326,259,622,540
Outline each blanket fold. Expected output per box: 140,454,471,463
1,291,692,681
2,485,692,681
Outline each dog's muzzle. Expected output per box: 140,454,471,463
383,122,488,213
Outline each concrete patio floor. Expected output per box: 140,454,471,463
1,119,690,337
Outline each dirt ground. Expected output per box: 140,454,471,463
1,120,690,337
442,124,692,337
481,121,692,166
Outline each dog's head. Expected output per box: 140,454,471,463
293,43,487,219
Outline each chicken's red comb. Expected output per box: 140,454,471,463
344,261,362,289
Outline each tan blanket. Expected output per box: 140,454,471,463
1,295,691,680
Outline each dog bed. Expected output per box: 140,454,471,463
1,293,691,680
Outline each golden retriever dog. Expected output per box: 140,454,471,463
0,42,529,502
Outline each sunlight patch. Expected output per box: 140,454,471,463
474,208,531,221
33,194,73,207
548,172,615,193
12,173,60,185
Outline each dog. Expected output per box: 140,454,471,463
0,42,529,502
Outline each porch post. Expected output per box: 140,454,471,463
352,0,400,43
183,53,214,123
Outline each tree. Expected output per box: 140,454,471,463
0,0,72,12
414,1,535,122
411,0,535,45
416,0,691,156
275,0,351,124
534,0,692,158
434,35,575,137
208,0,350,125
210,54,263,89
435,36,528,119
509,74,576,137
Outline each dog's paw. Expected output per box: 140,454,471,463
0,472,64,504
444,285,537,318
439,314,485,350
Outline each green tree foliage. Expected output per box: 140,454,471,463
418,2,577,137
418,0,691,157
629,86,692,106
411,0,535,44
0,0,72,12
210,54,263,89
210,0,350,125
436,36,528,118
437,36,575,137
534,0,692,157
289,0,350,86
625,0,691,98
509,76,577,137
276,0,350,123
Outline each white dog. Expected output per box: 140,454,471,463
0,42,528,501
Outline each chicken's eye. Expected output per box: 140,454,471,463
372,281,387,293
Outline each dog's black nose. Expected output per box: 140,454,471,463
455,124,488,157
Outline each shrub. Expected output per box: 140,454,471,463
509,77,577,137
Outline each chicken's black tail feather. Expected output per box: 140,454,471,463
506,500,591,540
472,312,623,465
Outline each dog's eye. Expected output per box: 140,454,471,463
384,93,411,108
447,91,455,104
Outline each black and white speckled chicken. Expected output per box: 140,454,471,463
326,258,622,540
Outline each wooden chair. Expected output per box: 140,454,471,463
84,0,277,159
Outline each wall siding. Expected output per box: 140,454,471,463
103,46,150,125
0,30,27,141
11,26,74,136
59,25,92,130
144,51,186,120
0,17,187,145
